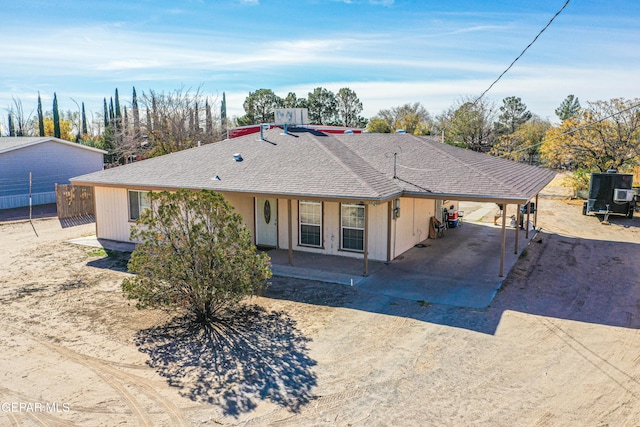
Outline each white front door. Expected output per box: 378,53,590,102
256,197,278,247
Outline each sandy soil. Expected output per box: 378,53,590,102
1,176,640,426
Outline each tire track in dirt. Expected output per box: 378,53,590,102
242,377,400,426
0,385,75,427
4,327,189,427
37,339,189,427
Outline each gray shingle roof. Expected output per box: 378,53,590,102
71,128,555,202
0,137,107,155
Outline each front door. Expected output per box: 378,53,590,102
256,197,278,247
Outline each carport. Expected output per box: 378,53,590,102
268,202,539,308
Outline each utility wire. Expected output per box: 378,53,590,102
505,100,640,156
472,0,572,106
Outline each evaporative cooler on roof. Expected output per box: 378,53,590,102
274,108,309,126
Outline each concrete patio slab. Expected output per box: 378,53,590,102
268,219,538,309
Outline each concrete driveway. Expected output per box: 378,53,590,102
268,208,537,309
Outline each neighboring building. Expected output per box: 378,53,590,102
0,137,106,210
228,123,363,139
71,127,554,273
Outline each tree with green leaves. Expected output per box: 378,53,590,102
438,97,496,151
103,98,109,129
307,87,337,125
8,113,15,136
114,88,122,130
81,102,88,136
37,92,45,137
370,102,432,134
220,91,227,131
490,115,550,164
238,89,282,125
122,189,272,326
366,117,392,133
282,92,308,109
132,87,140,138
53,92,61,138
494,96,531,135
555,94,581,121
335,88,365,128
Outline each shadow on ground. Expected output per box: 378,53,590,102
86,250,130,272
59,214,95,228
264,230,640,335
135,305,317,416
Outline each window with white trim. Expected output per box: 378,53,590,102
128,190,150,221
341,203,364,251
299,200,322,247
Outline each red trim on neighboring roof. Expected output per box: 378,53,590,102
227,124,363,139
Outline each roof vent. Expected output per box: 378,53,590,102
233,153,243,162
212,175,221,181
344,130,354,135
396,129,406,134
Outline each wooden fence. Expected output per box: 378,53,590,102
55,184,95,219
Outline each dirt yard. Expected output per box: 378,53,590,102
1,176,640,426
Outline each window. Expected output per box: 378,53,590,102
299,201,322,247
129,190,150,221
341,203,365,251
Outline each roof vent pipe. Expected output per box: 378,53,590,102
233,153,243,162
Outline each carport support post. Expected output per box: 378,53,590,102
500,203,507,277
287,199,293,266
526,201,531,239
534,193,539,229
514,206,520,254
364,203,369,276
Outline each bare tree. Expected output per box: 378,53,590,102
6,96,33,137
139,87,223,157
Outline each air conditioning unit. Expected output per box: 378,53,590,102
613,188,633,202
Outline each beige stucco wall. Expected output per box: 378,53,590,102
224,193,255,242
94,188,391,261
277,199,388,262
95,186,134,242
94,188,257,243
390,197,436,259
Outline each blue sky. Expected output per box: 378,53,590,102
1,0,639,129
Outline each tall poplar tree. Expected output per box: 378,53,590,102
8,113,15,136
114,88,122,130
103,98,109,128
81,102,88,135
53,92,61,138
221,92,227,130
132,87,140,137
37,92,45,137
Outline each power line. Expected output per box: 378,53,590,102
472,0,572,106
505,100,640,156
